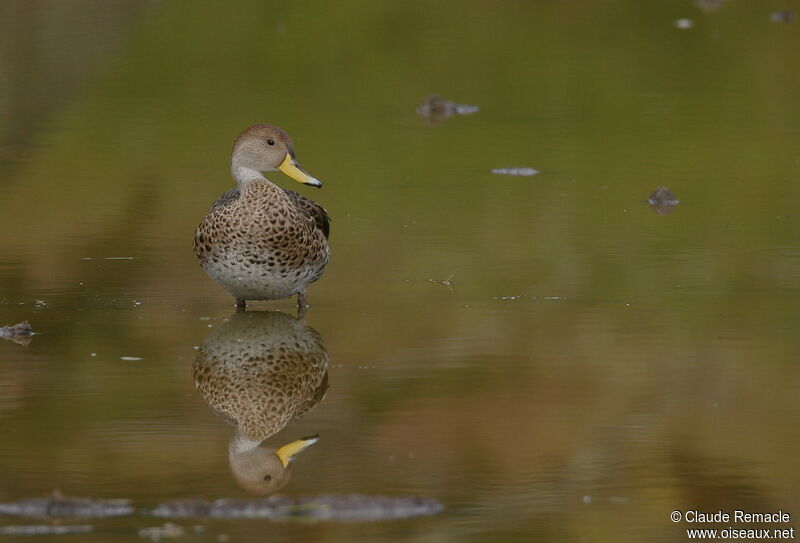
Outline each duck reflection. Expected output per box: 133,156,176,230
193,310,328,494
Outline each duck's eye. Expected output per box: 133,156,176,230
263,474,272,481
267,139,275,146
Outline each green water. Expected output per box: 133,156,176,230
2,0,800,541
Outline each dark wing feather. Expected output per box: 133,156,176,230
209,188,241,212
284,189,331,239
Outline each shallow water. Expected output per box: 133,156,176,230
2,0,800,541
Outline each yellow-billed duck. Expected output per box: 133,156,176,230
194,125,330,311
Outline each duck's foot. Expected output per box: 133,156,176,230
235,298,247,312
297,292,308,319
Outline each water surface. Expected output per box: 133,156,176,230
2,1,800,541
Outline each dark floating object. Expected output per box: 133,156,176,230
0,525,93,536
0,492,443,523
0,320,34,346
416,94,479,125
491,167,539,177
648,186,680,215
0,492,133,519
648,187,680,205
694,0,729,12
770,10,795,22
151,494,444,522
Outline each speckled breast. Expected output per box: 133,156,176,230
194,183,330,301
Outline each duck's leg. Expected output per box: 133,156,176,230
235,298,247,312
297,291,308,319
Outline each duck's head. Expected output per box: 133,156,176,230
231,124,322,188
229,434,319,494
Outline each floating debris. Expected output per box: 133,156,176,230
490,295,566,302
648,186,680,215
138,522,185,541
1,493,443,524
694,0,729,12
0,492,133,519
0,321,34,346
426,274,454,290
675,18,694,29
648,187,679,205
770,10,795,23
491,167,539,176
416,94,479,125
0,524,93,536
151,494,443,522
120,356,143,361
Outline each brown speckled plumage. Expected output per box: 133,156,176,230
193,311,328,442
194,125,330,308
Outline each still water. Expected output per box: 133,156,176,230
2,0,800,541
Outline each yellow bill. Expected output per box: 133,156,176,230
279,153,322,188
275,435,320,468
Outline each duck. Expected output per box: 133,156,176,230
193,310,329,494
194,125,330,312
